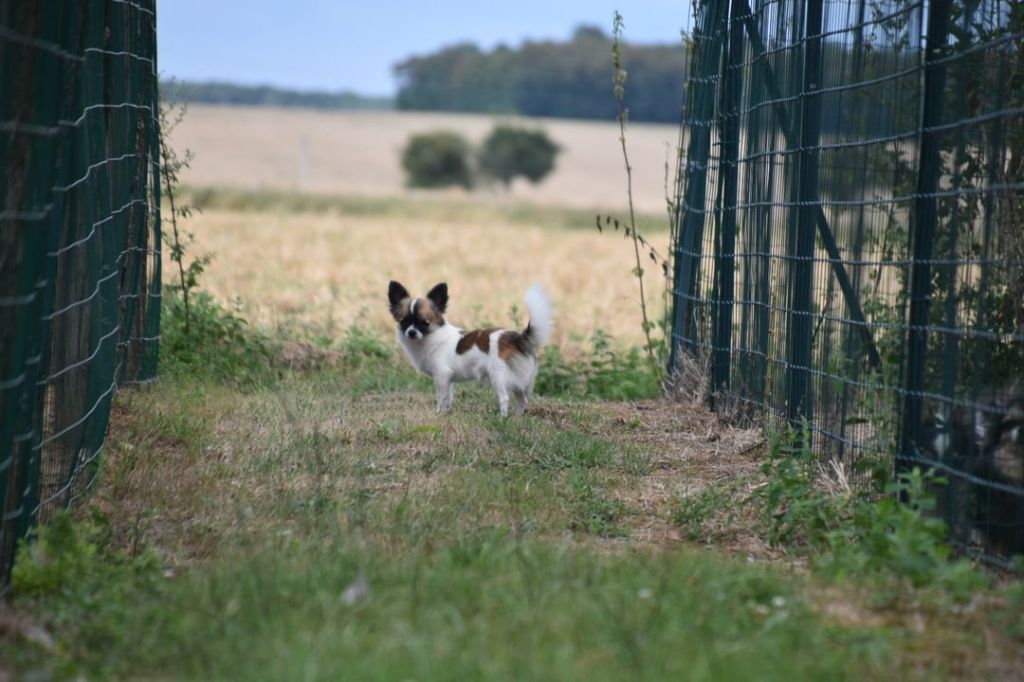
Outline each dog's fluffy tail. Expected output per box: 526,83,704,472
519,284,553,355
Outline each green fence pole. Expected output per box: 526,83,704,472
671,0,729,372
785,0,824,427
711,0,746,399
898,0,953,473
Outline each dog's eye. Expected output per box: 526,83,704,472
400,312,431,334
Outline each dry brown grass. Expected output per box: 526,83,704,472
169,105,682,214
176,205,671,348
94,375,764,563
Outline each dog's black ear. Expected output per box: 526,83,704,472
388,281,409,318
427,282,448,313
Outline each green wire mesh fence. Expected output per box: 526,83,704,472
671,0,1023,565
0,0,161,585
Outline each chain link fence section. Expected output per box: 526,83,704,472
0,0,161,584
670,0,1023,565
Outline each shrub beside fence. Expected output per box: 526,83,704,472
671,0,1024,565
0,0,161,585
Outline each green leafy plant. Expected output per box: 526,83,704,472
821,469,985,597
339,322,392,361
759,425,843,548
534,331,661,400
401,131,473,188
478,125,559,187
11,511,163,678
608,12,659,372
158,94,210,335
161,290,274,387
158,96,274,387
592,13,680,383
13,512,103,597
583,330,662,399
756,425,988,601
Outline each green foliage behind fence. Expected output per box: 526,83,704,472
0,0,161,585
670,0,1024,565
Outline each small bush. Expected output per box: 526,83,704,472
10,511,163,678
757,428,988,601
339,324,392,361
160,290,275,387
478,126,559,187
401,131,473,188
535,331,661,400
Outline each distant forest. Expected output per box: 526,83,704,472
161,27,688,122
160,80,393,110
395,26,689,123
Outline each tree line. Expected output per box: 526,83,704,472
393,26,689,123
159,80,393,111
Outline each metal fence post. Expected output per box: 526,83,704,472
898,0,953,471
670,0,729,372
711,0,746,398
785,0,824,427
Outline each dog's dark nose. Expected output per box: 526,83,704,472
405,327,422,340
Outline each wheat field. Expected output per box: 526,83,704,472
179,203,670,349
167,106,678,347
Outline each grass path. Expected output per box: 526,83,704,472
6,350,1022,680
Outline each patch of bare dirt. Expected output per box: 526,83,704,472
279,340,343,371
532,398,778,558
92,400,224,566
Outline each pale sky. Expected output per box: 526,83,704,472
158,1,691,96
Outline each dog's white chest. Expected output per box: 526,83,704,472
397,327,459,378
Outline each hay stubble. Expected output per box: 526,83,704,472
181,207,669,348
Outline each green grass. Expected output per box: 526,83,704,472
179,184,667,233
11,514,888,681
6,302,1023,680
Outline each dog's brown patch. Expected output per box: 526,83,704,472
497,330,525,359
415,299,445,326
457,328,498,354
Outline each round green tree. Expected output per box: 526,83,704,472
478,126,559,188
401,131,473,189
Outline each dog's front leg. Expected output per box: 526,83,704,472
434,375,454,414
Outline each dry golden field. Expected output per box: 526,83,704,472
166,105,679,348
177,200,670,349
169,105,682,214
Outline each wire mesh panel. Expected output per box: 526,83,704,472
671,0,1024,564
0,0,161,584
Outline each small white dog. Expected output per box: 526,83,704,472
387,281,553,416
